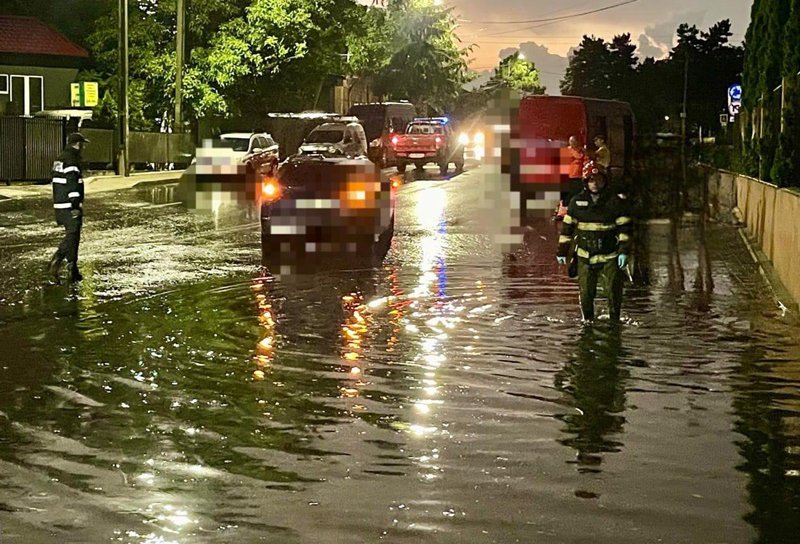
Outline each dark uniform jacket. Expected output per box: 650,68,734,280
51,147,84,212
557,188,632,264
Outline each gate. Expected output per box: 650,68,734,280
0,116,65,183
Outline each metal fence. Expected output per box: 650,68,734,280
0,116,65,183
1,117,196,182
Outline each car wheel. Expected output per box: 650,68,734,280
397,162,407,174
439,160,448,176
455,157,464,173
414,162,426,171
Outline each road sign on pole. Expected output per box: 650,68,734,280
720,113,729,126
728,84,742,117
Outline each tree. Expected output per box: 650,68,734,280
373,0,472,114
491,52,545,94
770,0,800,186
560,36,614,98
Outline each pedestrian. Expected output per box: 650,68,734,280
556,161,632,321
592,135,611,170
562,135,586,202
47,132,88,283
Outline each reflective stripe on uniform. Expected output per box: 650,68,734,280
576,247,618,264
62,166,80,174
615,216,632,226
562,214,575,225
68,192,81,198
576,222,615,232
53,177,67,184
617,233,630,242
558,235,572,244
54,203,72,209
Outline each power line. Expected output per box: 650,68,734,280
469,0,639,27
484,0,640,37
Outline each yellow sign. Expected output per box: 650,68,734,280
83,82,99,107
69,81,99,107
70,82,81,107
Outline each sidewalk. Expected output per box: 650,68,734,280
0,170,184,201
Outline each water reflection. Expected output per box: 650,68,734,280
554,325,628,473
732,331,800,542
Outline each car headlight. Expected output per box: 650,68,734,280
458,132,470,146
261,178,282,203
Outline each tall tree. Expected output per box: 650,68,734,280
490,52,545,94
770,0,800,185
374,0,472,114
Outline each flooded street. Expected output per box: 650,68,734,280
1,167,799,543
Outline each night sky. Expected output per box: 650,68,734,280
432,0,753,93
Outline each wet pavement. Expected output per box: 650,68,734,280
1,165,799,543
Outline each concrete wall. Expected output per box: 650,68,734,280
709,168,800,305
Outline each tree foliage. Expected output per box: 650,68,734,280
2,0,470,128
560,23,743,136
372,0,472,114
490,52,545,94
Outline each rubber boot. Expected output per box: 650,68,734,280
47,251,63,284
67,262,83,283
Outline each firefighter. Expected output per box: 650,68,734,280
556,161,632,321
47,132,88,283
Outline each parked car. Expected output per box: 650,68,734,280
195,132,280,176
391,117,465,175
347,102,417,167
260,153,396,270
298,121,368,158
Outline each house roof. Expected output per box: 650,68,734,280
0,16,88,58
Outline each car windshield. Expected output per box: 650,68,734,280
218,137,250,152
305,129,344,144
407,124,443,135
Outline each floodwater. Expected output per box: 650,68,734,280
0,166,799,543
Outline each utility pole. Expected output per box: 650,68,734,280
175,0,185,132
118,0,129,176
680,53,689,215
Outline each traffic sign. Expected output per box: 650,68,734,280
728,84,742,116
720,113,729,126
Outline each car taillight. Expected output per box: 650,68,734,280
391,135,399,146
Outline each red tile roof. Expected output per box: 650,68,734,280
0,16,88,58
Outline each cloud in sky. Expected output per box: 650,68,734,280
636,9,709,59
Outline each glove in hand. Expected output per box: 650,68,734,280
70,209,82,219
618,254,628,268
556,256,567,265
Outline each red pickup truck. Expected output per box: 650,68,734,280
392,118,465,175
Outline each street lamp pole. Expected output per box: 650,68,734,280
118,0,129,176
175,0,185,132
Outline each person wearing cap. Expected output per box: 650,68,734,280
592,135,611,170
556,161,632,321
47,132,89,283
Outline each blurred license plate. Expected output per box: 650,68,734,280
409,153,425,158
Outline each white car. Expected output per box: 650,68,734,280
195,132,280,175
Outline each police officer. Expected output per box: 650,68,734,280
47,132,88,283
557,161,632,321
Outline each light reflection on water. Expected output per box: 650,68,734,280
0,188,799,542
